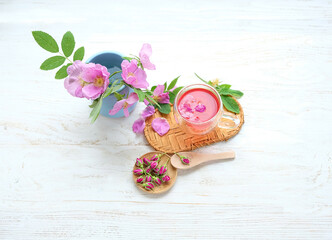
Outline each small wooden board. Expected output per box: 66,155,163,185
144,99,244,153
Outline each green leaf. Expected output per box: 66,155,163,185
32,31,59,53
171,86,183,96
221,95,240,114
102,81,121,98
89,98,103,123
151,85,157,92
169,92,176,104
89,99,98,108
55,63,71,79
194,73,209,84
40,56,65,70
157,103,171,114
103,87,114,99
114,92,124,101
61,31,75,57
73,47,84,61
220,89,244,99
134,88,145,102
112,83,123,93
167,76,180,91
220,84,231,90
163,82,167,91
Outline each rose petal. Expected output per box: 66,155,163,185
153,85,164,96
139,43,153,57
158,92,170,104
109,99,125,115
195,103,206,112
141,105,155,119
82,84,103,100
126,92,139,105
151,117,170,136
132,68,148,88
132,118,146,133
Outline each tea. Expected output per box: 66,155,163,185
177,88,220,123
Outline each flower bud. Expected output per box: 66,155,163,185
150,161,158,169
181,157,190,165
151,154,159,161
135,158,143,167
162,175,171,182
159,165,167,175
145,175,152,182
146,167,152,173
133,168,143,175
153,177,162,185
136,177,144,183
143,182,154,190
153,167,160,174
143,157,151,165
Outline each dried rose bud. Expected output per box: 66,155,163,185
159,165,167,175
145,175,152,182
143,182,154,190
150,161,158,169
143,157,151,165
153,177,162,185
181,158,190,165
150,154,159,161
136,158,143,167
153,167,160,174
162,175,171,182
146,167,152,173
136,177,144,183
133,168,143,175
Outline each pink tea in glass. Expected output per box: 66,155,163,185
177,88,220,121
176,87,221,133
174,84,240,135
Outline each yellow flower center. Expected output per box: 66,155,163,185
123,102,129,109
94,77,104,87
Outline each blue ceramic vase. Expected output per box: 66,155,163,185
86,51,137,118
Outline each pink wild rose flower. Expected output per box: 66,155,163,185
64,60,110,100
152,85,170,104
121,59,148,89
109,92,139,117
139,43,156,70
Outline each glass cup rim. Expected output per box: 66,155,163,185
174,83,223,125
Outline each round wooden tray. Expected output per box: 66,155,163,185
133,152,177,194
144,98,244,153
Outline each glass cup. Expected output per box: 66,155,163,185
173,83,240,135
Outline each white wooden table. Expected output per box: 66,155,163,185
1,0,332,239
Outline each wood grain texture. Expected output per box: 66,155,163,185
1,0,332,239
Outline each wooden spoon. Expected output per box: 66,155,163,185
133,151,177,194
171,151,235,169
